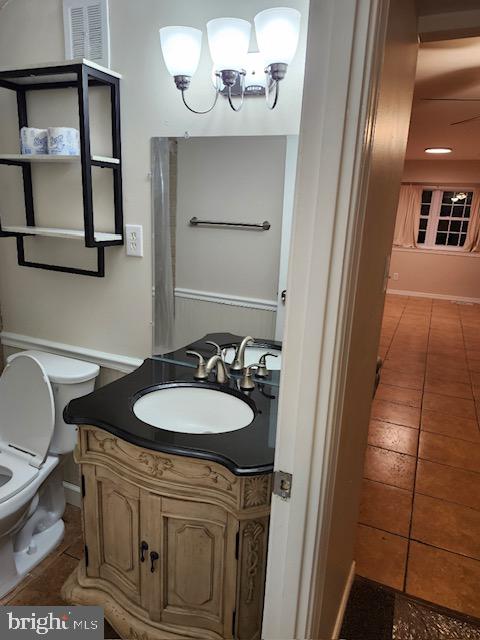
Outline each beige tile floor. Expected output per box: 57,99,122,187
356,294,480,620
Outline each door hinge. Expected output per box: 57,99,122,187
84,545,89,567
273,470,293,500
81,474,86,498
232,609,236,637
235,530,240,560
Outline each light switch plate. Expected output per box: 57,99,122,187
125,224,143,257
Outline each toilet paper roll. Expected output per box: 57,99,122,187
47,127,80,156
20,127,48,155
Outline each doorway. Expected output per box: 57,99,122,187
355,32,480,623
263,0,419,638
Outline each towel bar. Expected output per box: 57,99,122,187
189,217,271,231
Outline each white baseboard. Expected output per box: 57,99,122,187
0,331,144,373
332,561,356,640
387,289,480,305
63,481,81,508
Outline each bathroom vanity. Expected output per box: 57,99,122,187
62,335,279,640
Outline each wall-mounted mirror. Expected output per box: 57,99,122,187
151,135,298,363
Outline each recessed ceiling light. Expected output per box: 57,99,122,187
424,147,452,154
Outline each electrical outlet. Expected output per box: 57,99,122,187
125,224,143,257
393,272,399,281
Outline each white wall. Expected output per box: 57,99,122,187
390,248,480,301
389,160,480,301
0,0,308,360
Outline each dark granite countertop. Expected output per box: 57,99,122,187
65,336,280,476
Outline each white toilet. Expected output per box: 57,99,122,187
0,350,99,597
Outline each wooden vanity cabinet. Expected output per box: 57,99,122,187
62,426,272,640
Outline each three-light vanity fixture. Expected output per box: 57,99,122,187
159,7,301,113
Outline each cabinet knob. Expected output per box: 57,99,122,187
140,540,149,562
150,551,159,573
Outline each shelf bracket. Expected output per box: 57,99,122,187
16,236,106,277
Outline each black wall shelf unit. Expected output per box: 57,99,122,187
0,59,124,277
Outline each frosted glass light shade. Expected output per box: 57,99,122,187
254,7,301,66
207,18,251,71
159,26,202,77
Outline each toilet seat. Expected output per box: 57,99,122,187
0,354,55,470
0,451,39,504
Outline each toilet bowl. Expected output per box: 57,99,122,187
0,350,99,598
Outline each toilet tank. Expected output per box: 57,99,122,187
6,350,99,455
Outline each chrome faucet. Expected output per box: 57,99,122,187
206,354,230,384
230,335,254,371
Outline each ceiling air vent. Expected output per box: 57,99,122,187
63,0,110,68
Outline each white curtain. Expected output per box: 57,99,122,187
393,184,422,248
464,190,480,253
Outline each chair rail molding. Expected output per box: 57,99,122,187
174,287,278,312
0,332,143,373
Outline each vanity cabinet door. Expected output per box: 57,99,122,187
143,495,238,638
84,465,143,608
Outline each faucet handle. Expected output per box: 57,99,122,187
186,351,208,380
256,352,278,378
205,340,222,356
239,363,262,391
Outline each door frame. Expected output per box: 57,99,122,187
262,1,411,638
275,134,299,341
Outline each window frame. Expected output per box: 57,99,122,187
417,186,474,252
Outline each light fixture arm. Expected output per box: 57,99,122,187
178,74,221,115
181,89,219,114
265,77,280,111
226,72,246,112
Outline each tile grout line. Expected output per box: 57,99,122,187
419,425,480,447
357,522,409,542
460,308,480,436
361,517,480,573
412,488,480,515
375,297,429,592
415,453,480,475
402,537,480,567
366,443,416,460
363,472,480,515
403,296,432,594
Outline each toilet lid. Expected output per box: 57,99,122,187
0,354,55,468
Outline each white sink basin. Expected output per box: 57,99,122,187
133,386,254,434
222,345,282,370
